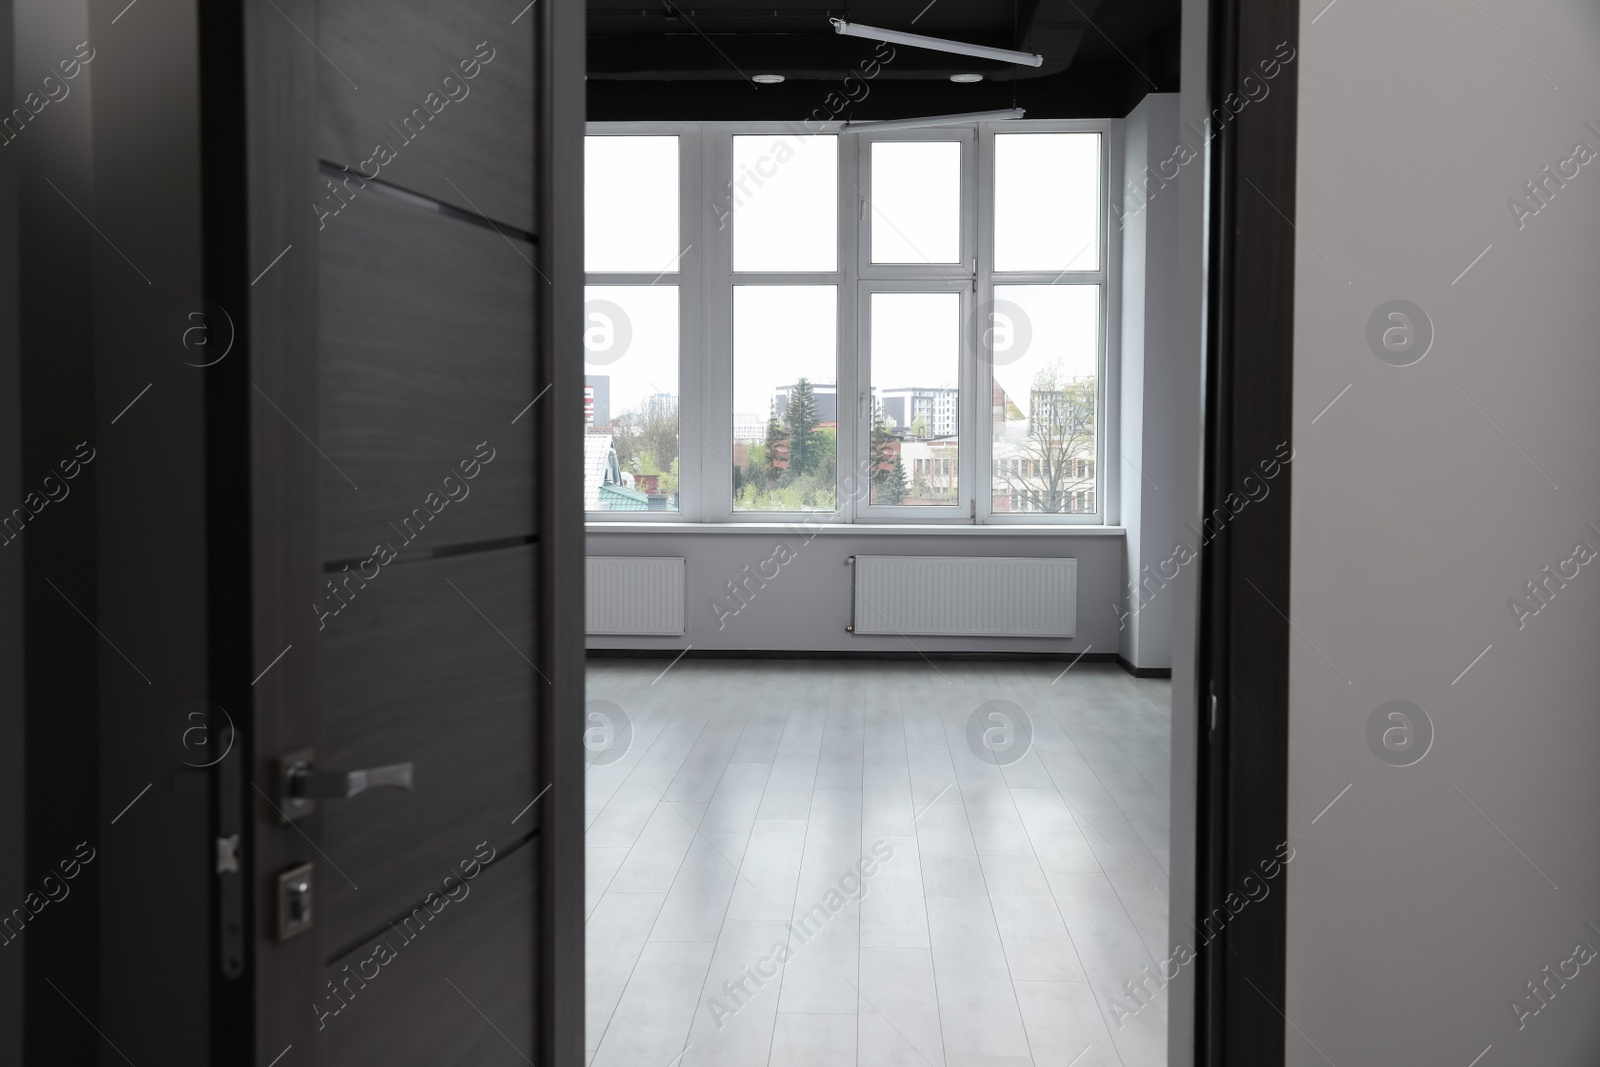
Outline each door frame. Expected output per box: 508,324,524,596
534,0,588,1064
1193,0,1299,1064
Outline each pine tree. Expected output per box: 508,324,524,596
785,378,821,476
869,411,905,504
886,455,908,504
763,410,784,480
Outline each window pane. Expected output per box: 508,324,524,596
869,291,960,506
732,286,837,511
584,285,679,512
586,136,679,272
994,133,1100,272
870,141,961,265
988,285,1099,515
732,135,838,272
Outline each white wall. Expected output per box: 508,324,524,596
1288,2,1600,1063
587,527,1124,654
1165,0,1210,1056
1118,92,1183,672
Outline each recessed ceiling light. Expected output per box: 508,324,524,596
753,74,786,84
950,73,984,83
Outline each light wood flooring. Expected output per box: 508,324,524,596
585,659,1172,1067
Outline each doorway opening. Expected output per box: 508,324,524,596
580,4,1184,1064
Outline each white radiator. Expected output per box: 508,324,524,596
850,555,1077,638
586,557,686,635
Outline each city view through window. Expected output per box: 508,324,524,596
584,126,1104,520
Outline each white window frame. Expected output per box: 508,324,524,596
583,124,702,522
854,279,972,522
978,119,1112,526
584,118,1117,527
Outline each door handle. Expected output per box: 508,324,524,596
289,761,414,799
275,747,413,822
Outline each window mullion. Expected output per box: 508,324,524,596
701,125,731,523
839,131,861,523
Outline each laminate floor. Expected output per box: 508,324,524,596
584,659,1173,1067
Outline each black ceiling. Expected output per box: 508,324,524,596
587,0,1181,121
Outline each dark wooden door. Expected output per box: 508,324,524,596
230,0,584,1062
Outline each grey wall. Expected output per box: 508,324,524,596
1287,2,1600,1063
1117,92,1183,672
587,528,1125,655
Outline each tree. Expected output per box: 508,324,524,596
613,404,679,478
732,384,841,511
784,378,821,475
762,412,784,480
885,455,908,504
869,410,904,504
657,456,680,500
997,363,1096,513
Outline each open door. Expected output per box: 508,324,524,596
208,0,584,1061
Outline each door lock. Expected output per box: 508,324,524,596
276,862,314,941
275,747,414,822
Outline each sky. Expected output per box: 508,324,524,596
583,132,1100,424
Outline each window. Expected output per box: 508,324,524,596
990,284,1099,517
732,134,837,272
584,122,1108,524
732,285,837,511
584,135,684,513
869,141,961,265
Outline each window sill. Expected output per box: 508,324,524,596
586,521,1126,537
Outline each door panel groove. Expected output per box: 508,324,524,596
322,829,536,967
317,160,537,243
323,533,537,573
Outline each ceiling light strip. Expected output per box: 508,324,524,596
830,19,1044,68
841,107,1026,133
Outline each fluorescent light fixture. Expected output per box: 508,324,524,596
753,73,786,84
950,73,984,83
830,19,1044,68
842,107,1025,133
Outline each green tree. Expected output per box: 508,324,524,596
886,455,908,504
869,411,904,505
657,456,679,500
784,378,821,476
763,413,784,480
613,406,679,477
